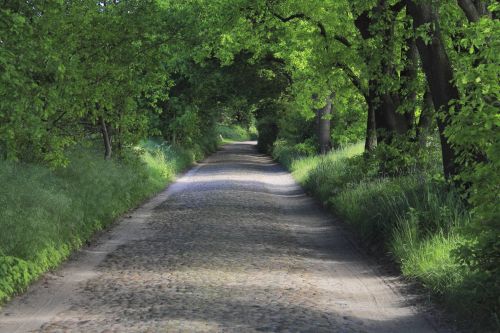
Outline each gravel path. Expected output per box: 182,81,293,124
0,142,451,333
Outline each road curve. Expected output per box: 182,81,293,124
0,142,451,333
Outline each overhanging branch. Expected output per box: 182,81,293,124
457,0,484,22
334,62,365,96
267,3,351,48
390,1,406,13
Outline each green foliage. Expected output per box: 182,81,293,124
362,137,443,177
217,124,256,142
0,140,204,303
272,139,317,168
437,6,500,325
0,1,171,164
454,228,500,327
256,102,282,153
169,106,202,147
0,0,498,329
393,228,465,296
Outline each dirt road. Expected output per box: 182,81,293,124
0,142,451,332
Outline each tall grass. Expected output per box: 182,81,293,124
217,124,257,142
0,140,202,303
273,141,494,330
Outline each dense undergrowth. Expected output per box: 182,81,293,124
272,140,498,331
0,139,216,304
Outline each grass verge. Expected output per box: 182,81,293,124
0,140,208,304
273,140,496,331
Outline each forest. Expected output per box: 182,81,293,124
0,0,499,331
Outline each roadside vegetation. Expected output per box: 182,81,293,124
0,140,213,303
1,0,498,330
217,124,258,143
273,141,491,329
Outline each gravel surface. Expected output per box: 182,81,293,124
0,142,452,333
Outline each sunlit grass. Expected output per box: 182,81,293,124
291,142,364,198
274,141,477,326
217,124,257,142
0,140,200,303
393,228,464,294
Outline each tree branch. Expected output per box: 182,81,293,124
268,5,351,47
333,35,352,48
263,54,293,85
272,12,306,23
333,62,365,96
458,0,481,22
390,1,407,13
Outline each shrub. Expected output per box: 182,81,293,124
272,139,317,168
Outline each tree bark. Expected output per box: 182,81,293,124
377,2,418,140
416,88,434,147
458,0,482,22
365,87,378,152
406,1,460,179
355,8,383,149
316,95,332,154
400,37,420,129
458,0,490,22
356,1,410,145
100,117,112,160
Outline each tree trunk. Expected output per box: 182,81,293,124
458,0,491,22
406,0,460,179
100,117,112,160
316,95,332,154
416,88,434,147
356,10,382,150
377,93,407,141
400,37,420,130
365,88,378,152
356,2,410,145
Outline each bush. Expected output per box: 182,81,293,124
256,103,280,153
272,139,317,168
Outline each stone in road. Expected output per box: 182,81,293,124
0,142,450,333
